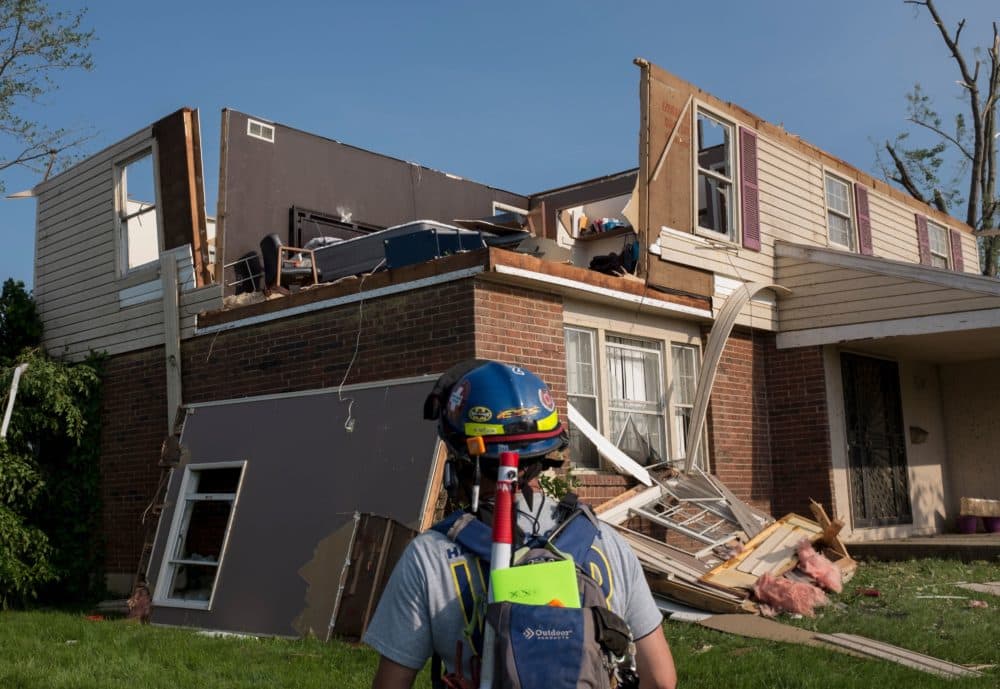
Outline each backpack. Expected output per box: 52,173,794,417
430,495,637,689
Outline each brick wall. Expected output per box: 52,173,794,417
183,280,477,402
706,328,775,514
764,336,833,516
472,281,566,408
100,347,168,575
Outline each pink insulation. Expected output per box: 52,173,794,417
796,539,843,593
753,572,828,617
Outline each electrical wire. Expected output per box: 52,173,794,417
338,257,387,431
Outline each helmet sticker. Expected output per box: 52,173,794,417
509,366,526,376
496,406,540,420
468,406,493,422
448,380,470,414
539,388,555,412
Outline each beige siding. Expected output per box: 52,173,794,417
776,255,1000,331
655,124,983,331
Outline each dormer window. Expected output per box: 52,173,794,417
695,109,737,241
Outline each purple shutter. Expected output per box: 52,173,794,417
949,229,964,272
739,127,761,251
854,183,873,255
915,214,931,265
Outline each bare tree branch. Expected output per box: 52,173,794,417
906,116,974,160
884,141,929,203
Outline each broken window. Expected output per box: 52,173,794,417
154,463,244,609
116,151,159,272
927,220,950,269
565,327,600,468
606,335,665,465
824,173,855,250
696,109,736,240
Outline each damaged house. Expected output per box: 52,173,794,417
27,60,1000,637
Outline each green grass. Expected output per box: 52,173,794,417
0,559,995,688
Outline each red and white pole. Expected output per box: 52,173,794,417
479,451,518,689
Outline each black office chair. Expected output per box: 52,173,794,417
227,251,262,294
260,233,317,292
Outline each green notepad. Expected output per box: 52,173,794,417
490,559,580,608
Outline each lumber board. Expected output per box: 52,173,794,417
699,614,823,646
748,527,807,577
813,633,982,678
702,514,822,589
809,500,849,558
646,573,754,615
737,524,794,574
594,484,647,515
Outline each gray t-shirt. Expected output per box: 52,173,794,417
363,494,663,674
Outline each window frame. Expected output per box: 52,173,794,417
492,200,529,216
565,326,601,469
563,316,705,471
693,105,740,244
605,333,667,465
114,146,162,277
823,171,856,251
153,460,247,611
926,219,950,269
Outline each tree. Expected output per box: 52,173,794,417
880,0,999,275
0,0,93,192
0,281,103,607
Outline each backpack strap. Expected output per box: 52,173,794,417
432,509,493,562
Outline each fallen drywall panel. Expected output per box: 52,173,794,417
698,614,824,646
292,517,359,639
568,403,652,486
147,376,439,637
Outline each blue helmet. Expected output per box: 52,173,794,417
427,360,568,463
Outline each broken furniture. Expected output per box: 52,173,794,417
260,233,317,291
225,251,263,294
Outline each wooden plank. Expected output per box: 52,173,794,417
699,614,824,646
418,441,448,532
809,500,849,558
814,633,982,678
594,484,648,516
737,524,794,574
646,573,754,615
748,526,808,577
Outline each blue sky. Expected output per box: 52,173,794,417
2,0,998,288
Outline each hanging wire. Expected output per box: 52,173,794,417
338,257,387,431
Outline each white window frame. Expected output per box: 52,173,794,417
153,461,246,610
114,146,162,276
565,326,601,469
669,343,704,468
693,105,739,243
563,317,706,471
605,334,667,464
246,118,275,143
927,219,950,269
824,172,856,250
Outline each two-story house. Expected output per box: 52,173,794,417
28,61,999,631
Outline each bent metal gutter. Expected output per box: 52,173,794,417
1,363,29,440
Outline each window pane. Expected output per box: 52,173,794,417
176,500,233,562
828,212,852,248
671,344,697,405
568,395,599,469
565,328,595,396
697,112,731,179
673,407,692,458
168,563,218,602
931,254,948,268
607,344,660,407
195,467,242,494
125,208,159,268
123,154,156,203
609,411,664,466
825,176,851,215
697,174,732,236
928,222,948,255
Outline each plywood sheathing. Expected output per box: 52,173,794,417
635,59,976,237
152,108,211,287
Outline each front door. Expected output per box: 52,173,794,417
840,353,912,527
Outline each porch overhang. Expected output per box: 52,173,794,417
774,241,1000,362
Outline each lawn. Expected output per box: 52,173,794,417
0,559,995,688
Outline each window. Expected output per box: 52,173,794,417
116,151,159,272
566,327,600,468
824,173,855,249
927,220,950,269
670,344,701,467
247,118,275,142
155,463,245,609
492,201,528,216
696,109,737,240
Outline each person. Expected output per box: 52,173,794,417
364,360,677,689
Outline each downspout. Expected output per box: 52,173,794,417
683,282,790,474
1,363,29,439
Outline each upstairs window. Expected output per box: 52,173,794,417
696,109,737,241
825,173,855,250
116,151,159,273
927,220,950,268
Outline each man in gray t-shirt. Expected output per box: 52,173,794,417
364,361,677,689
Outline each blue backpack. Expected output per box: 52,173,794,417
430,495,636,689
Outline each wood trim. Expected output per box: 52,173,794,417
776,307,1000,348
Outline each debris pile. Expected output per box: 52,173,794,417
595,470,857,617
